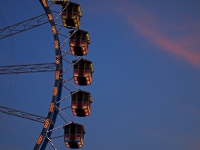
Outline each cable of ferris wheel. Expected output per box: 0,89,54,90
56,90,79,104
57,110,68,123
47,123,72,133
45,135,57,150
61,77,79,90
61,57,81,75
0,12,18,134
0,74,18,134
54,2,70,22
55,105,72,122
60,28,78,48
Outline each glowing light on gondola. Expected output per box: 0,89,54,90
65,142,70,147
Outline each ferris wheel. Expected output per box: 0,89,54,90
0,0,94,149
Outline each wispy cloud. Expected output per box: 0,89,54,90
186,136,200,150
168,99,200,116
140,128,200,150
111,0,200,67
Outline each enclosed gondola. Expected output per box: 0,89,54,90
73,58,94,86
71,90,92,117
61,2,82,28
69,29,90,56
64,122,85,148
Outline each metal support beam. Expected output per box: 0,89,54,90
0,106,46,123
0,63,56,74
0,14,49,40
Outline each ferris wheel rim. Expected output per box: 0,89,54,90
33,0,64,150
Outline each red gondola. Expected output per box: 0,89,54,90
73,58,94,86
64,122,85,148
71,90,92,117
69,29,90,56
61,2,82,28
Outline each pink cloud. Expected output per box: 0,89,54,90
168,100,200,116
186,137,200,150
112,0,200,67
140,127,200,149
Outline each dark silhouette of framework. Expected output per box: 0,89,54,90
0,14,49,40
0,106,46,123
0,63,56,74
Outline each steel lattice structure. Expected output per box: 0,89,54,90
0,14,49,40
0,0,93,149
0,63,56,74
0,106,46,123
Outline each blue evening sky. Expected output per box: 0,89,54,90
0,0,200,149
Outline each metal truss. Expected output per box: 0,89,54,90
0,105,46,123
0,14,49,40
0,63,56,74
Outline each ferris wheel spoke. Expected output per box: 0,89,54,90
0,14,49,40
0,63,56,74
61,84,72,92
56,90,78,104
57,111,68,123
61,77,73,84
61,106,71,111
60,29,78,48
50,135,64,139
61,49,81,58
55,106,72,122
61,77,79,90
0,105,46,123
57,32,68,38
45,135,57,150
61,58,81,75
53,3,69,22
62,57,72,64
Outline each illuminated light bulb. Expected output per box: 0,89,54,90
78,144,83,148
70,41,75,46
70,46,74,50
65,142,70,147
66,145,69,148
87,81,90,85
84,108,88,113
74,22,78,27
74,72,78,76
81,138,84,145
83,104,87,108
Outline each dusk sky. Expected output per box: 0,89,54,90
0,0,200,149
